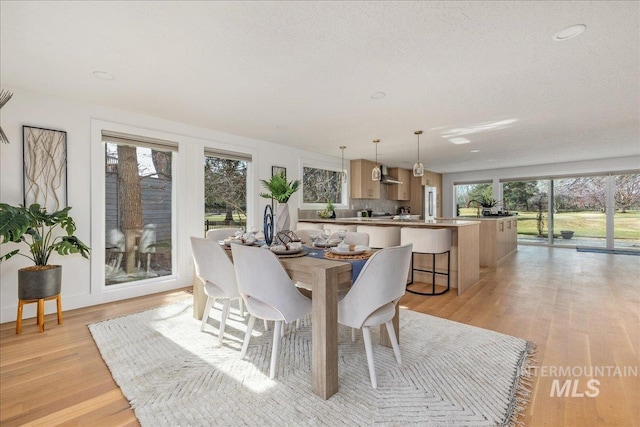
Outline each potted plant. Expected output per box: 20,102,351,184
0,203,90,301
317,200,335,219
469,194,499,216
259,172,301,232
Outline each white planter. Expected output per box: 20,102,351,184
275,202,290,232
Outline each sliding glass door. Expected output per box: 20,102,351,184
502,173,639,250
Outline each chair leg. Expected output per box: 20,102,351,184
201,297,214,332
238,298,245,317
219,299,231,344
351,327,356,342
240,315,256,359
362,326,377,388
16,300,24,334
37,299,45,333
295,318,300,329
56,294,63,325
263,319,269,331
270,321,282,379
385,320,402,365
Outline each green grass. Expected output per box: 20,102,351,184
459,208,640,241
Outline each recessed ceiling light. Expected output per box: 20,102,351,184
449,137,471,145
470,149,480,153
275,125,288,129
487,159,495,162
93,71,114,80
552,24,586,41
371,92,386,99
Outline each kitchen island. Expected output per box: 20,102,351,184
455,216,518,267
298,218,480,295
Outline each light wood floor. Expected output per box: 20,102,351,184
1,246,638,426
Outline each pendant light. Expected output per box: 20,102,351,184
372,139,381,181
339,146,347,183
413,130,425,177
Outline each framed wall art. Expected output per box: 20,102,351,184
23,125,68,211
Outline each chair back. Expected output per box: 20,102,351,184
231,244,309,323
190,237,239,298
139,224,156,253
206,227,241,241
107,228,125,252
329,231,369,246
339,244,413,328
401,228,451,254
355,225,401,248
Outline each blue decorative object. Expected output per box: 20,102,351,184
263,205,274,245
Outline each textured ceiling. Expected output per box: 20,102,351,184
1,1,638,173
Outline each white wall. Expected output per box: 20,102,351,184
441,158,640,217
0,88,342,323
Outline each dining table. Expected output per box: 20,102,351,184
192,244,400,400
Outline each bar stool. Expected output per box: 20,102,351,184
16,294,63,334
356,225,400,248
400,228,451,295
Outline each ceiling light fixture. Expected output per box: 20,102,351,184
92,71,114,80
449,137,471,145
552,24,586,41
339,146,348,184
371,92,386,99
413,130,424,177
372,139,381,181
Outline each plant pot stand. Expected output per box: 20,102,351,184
16,294,63,334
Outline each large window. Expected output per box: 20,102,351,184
104,133,175,285
204,153,248,235
613,173,640,249
502,174,640,250
301,165,346,208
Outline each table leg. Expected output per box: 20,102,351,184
311,265,339,399
380,304,400,348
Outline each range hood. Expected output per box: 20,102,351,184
380,165,403,185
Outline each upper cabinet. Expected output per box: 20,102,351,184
350,159,380,199
387,168,412,200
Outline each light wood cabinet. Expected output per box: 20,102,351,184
387,168,412,200
477,217,518,267
350,159,380,199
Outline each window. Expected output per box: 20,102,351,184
204,152,249,235
454,182,492,217
104,133,175,285
301,165,346,208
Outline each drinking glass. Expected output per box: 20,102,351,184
338,229,347,245
309,231,319,247
320,229,331,245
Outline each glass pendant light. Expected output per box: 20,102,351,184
372,139,381,181
413,130,425,177
339,146,348,183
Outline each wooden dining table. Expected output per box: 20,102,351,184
192,247,399,400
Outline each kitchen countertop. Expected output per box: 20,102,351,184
299,217,480,227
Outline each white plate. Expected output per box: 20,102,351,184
270,248,303,255
329,247,366,256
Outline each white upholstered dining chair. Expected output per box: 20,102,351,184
338,244,413,388
206,227,241,241
190,237,244,343
231,244,312,379
329,231,370,246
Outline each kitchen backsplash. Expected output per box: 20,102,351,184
298,184,402,219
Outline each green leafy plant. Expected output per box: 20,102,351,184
0,203,91,266
259,172,300,203
317,200,335,218
469,193,499,208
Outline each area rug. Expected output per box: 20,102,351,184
89,300,534,426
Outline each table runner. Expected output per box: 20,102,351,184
302,246,368,283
